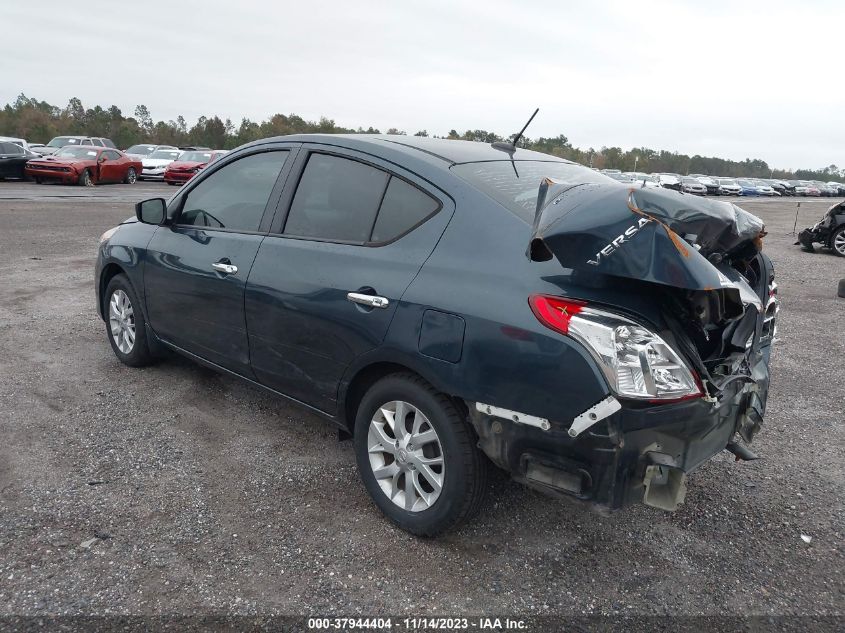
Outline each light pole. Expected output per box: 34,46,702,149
634,155,639,173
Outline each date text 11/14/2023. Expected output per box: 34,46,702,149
307,617,529,630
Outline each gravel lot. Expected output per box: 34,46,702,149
0,182,842,621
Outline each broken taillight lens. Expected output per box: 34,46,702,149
529,295,702,401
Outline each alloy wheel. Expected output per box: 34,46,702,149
833,230,845,256
367,400,445,512
109,289,136,354
127,168,136,184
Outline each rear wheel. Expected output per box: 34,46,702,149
353,373,488,536
79,169,93,187
104,274,154,367
124,167,137,184
831,226,845,257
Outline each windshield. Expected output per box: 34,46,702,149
126,145,156,155
682,178,699,184
148,149,182,160
179,151,214,163
451,160,616,222
47,136,82,148
54,147,100,158
719,179,737,185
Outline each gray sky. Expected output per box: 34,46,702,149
4,0,843,170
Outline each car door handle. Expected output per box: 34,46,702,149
211,262,238,275
347,292,389,309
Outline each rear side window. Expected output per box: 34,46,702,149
178,151,288,232
371,177,440,243
102,139,116,148
284,153,440,244
284,154,389,242
102,150,121,160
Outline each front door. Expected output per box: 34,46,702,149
245,147,452,412
144,148,293,375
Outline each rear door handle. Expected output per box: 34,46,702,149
211,262,238,275
347,292,389,309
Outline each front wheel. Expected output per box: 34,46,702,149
104,274,155,367
79,169,93,187
354,373,488,536
831,226,845,257
124,167,137,184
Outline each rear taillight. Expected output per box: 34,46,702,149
528,296,586,335
529,294,702,402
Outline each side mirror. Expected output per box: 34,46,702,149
136,198,167,225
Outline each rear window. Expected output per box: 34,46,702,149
451,161,616,222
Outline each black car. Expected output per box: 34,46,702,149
95,135,777,535
0,141,37,180
798,200,845,256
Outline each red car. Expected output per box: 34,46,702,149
163,149,228,186
25,146,142,186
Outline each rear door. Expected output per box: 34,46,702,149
245,146,454,412
144,146,295,376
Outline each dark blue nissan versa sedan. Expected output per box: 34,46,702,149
95,135,777,535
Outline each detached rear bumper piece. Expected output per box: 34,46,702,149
469,364,768,512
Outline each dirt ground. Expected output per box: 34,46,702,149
0,182,842,622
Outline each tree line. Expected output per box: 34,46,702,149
1,94,841,182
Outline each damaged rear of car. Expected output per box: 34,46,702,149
450,161,777,514
797,200,845,256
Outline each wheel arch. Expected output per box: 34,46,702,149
339,359,467,435
98,262,133,320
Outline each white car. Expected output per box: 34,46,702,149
140,148,183,181
717,178,742,196
680,177,707,195
655,173,681,190
694,175,721,195
750,181,777,196
125,144,177,160
625,174,662,189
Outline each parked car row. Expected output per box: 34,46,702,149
600,169,845,197
0,134,226,186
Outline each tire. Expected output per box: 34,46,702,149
124,167,137,184
34,177,42,184
353,373,488,536
830,226,845,257
103,274,155,367
78,169,93,187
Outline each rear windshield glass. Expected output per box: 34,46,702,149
451,160,616,222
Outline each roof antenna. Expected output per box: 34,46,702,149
492,107,539,154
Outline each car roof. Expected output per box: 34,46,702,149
249,134,573,166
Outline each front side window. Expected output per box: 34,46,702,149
284,154,389,242
81,139,93,146
0,142,23,155
178,151,288,232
